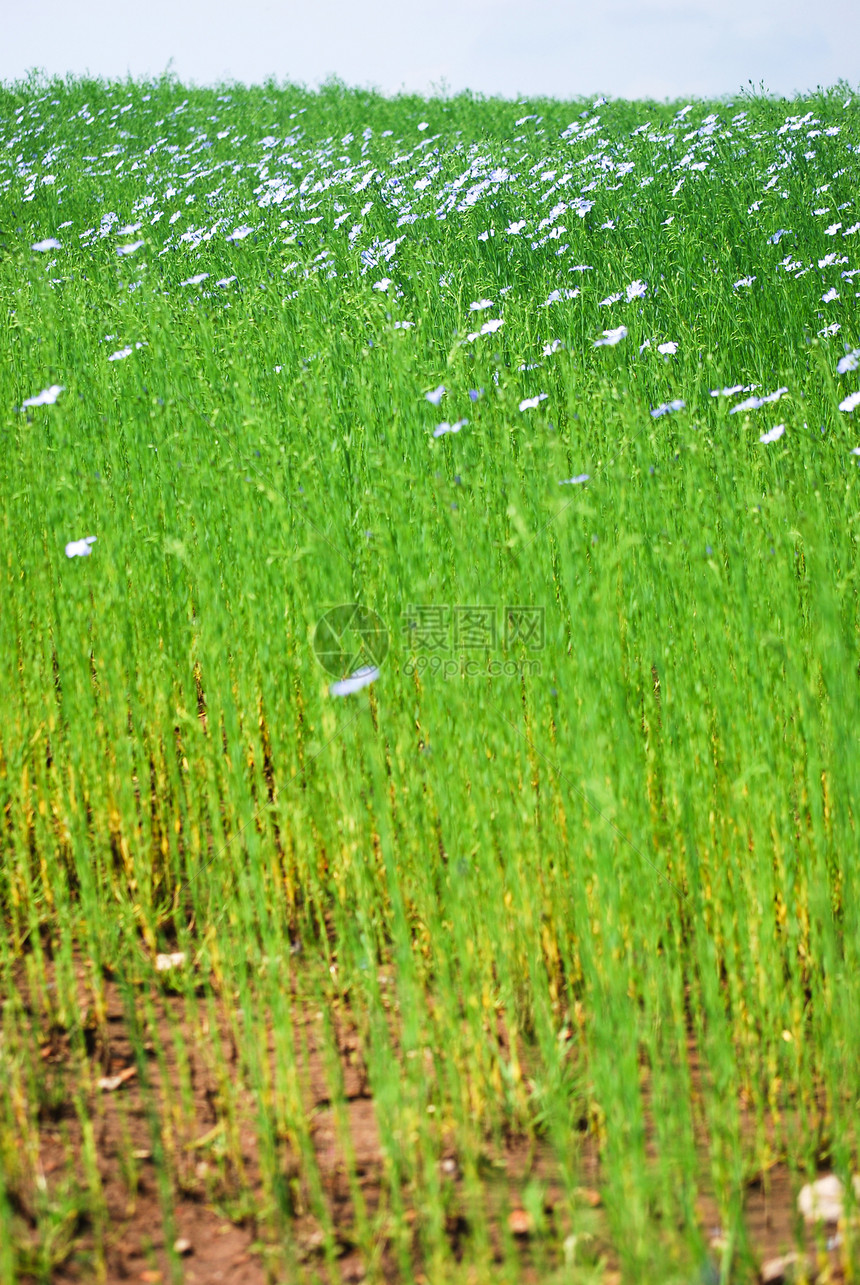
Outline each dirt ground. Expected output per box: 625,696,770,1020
6,952,850,1285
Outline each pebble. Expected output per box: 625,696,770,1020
797,1173,860,1224
507,1208,532,1235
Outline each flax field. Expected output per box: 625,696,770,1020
2,74,860,1284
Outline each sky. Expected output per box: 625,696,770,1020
2,0,858,102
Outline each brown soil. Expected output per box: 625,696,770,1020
6,953,850,1285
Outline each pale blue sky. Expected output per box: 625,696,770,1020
3,0,857,100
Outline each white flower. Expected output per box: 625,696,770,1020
108,342,146,362
180,273,209,286
559,474,589,485
433,419,468,437
21,384,64,408
822,288,840,303
542,288,579,306
519,393,548,411
372,278,393,291
710,384,757,398
594,325,628,347
417,121,429,131
837,350,860,374
31,238,62,252
626,279,647,301
505,220,527,235
598,291,622,307
393,320,414,329
469,299,494,311
733,276,756,289
542,339,563,356
227,225,254,241
425,385,446,405
651,399,686,419
730,387,788,414
330,665,379,697
657,341,678,355
477,229,494,241
839,391,860,413
116,240,144,255
216,276,237,287
759,424,786,443
65,535,96,558
464,318,504,343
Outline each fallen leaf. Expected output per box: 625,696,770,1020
186,1122,225,1150
574,1186,602,1207
97,1065,137,1092
761,1251,803,1283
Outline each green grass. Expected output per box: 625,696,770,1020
2,71,860,1282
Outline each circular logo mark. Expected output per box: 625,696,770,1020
312,604,389,678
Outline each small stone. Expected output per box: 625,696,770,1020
155,951,186,972
173,1237,192,1256
298,1229,325,1260
508,1208,532,1236
797,1173,860,1223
